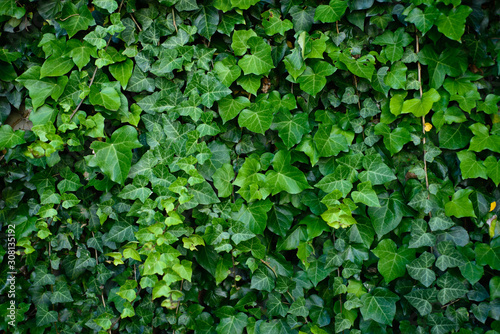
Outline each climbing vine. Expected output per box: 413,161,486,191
0,0,500,333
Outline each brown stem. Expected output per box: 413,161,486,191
416,34,430,199
130,13,142,32
336,21,339,34
172,8,178,33
260,259,278,278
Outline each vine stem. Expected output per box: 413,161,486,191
416,34,430,197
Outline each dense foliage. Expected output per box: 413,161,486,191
1,0,500,332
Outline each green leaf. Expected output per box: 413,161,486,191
314,125,349,158
360,288,399,325
368,192,406,237
238,37,274,75
438,123,472,150
272,111,311,148
189,181,221,205
214,57,242,87
401,88,440,117
457,151,487,180
373,239,415,283
437,272,468,305
484,156,500,186
338,53,375,81
36,304,58,326
93,0,118,13
230,0,259,10
50,281,74,304
436,241,466,271
384,62,407,89
406,252,436,287
0,124,25,149
59,4,95,38
238,99,274,134
468,123,500,153
32,265,56,286
109,59,134,89
436,5,472,41
418,46,466,89
213,163,235,198
16,66,68,110
231,29,257,56
262,9,293,36
297,61,336,96
267,292,289,317
89,86,121,111
314,0,348,23
69,41,96,71
351,181,380,207
265,150,311,195
405,6,439,35
475,239,500,270
251,266,275,291
374,123,411,155
372,28,413,62
445,189,476,218
236,199,273,234
88,126,142,184
289,296,309,317
218,95,250,123
405,288,437,316
359,154,396,185
194,6,219,40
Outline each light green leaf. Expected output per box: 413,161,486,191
351,181,380,207
401,88,440,117
262,9,293,36
374,123,411,155
457,150,487,180
93,0,118,13
272,111,310,148
238,36,275,75
297,61,336,96
405,6,439,35
238,99,274,134
338,53,375,81
445,189,476,218
230,0,259,10
0,124,25,149
109,59,134,89
212,163,235,198
314,0,348,23
314,125,349,158
484,156,500,186
218,95,250,123
89,86,121,111
265,150,311,195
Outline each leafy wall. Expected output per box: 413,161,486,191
1,0,500,333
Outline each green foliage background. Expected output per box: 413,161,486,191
1,0,500,332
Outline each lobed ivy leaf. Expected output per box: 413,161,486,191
87,126,142,185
